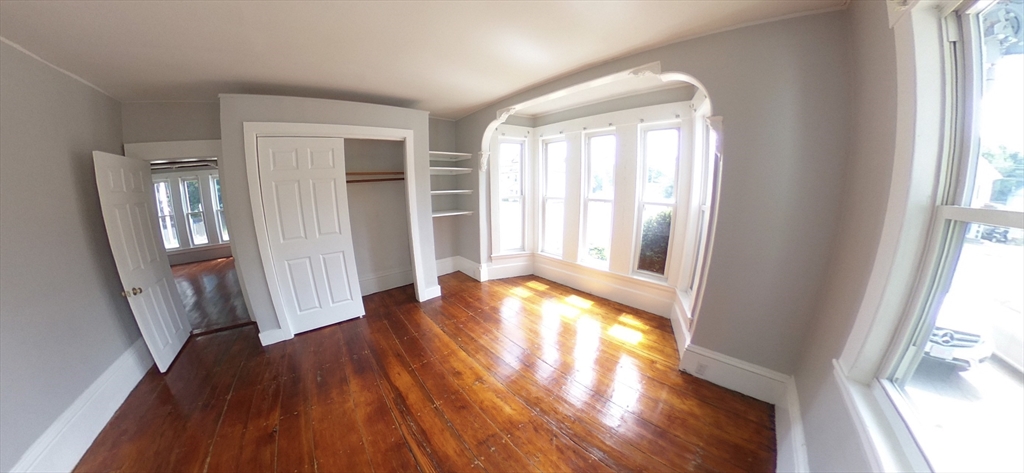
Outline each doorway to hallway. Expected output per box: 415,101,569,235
171,256,252,334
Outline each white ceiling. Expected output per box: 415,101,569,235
0,1,846,120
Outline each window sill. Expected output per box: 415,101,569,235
832,360,930,472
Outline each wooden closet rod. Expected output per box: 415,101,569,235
345,171,404,176
346,177,405,184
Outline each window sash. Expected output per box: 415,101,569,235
634,125,681,277
496,138,526,253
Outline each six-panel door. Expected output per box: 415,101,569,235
94,151,191,372
257,137,365,334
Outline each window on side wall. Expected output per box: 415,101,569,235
497,139,526,253
211,175,229,242
882,2,1023,471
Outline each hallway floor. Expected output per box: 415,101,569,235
171,257,251,334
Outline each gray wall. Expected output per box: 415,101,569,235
219,94,437,334
429,118,459,260
345,139,415,284
0,42,141,472
121,101,220,143
454,11,851,375
795,1,897,470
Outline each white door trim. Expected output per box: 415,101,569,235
124,139,222,161
243,122,429,342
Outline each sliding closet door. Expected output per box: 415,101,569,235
257,137,364,334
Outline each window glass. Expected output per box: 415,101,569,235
900,224,1023,473
588,135,616,199
153,180,179,249
542,140,567,256
890,3,1024,472
637,205,672,274
182,178,208,245
212,176,229,241
543,200,564,255
584,201,613,266
499,141,524,252
967,3,1024,209
643,129,678,203
546,141,566,198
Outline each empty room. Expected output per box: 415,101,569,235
1,1,1022,472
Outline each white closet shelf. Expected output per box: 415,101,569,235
430,189,473,195
432,209,474,218
430,167,472,175
429,151,473,162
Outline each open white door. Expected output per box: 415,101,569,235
94,151,191,372
257,137,365,334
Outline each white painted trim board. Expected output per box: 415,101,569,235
10,338,153,473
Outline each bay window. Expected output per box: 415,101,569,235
487,101,717,304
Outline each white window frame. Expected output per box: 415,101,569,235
488,125,533,257
633,122,684,279
153,178,181,250
179,175,211,247
834,1,1024,470
210,174,229,242
151,168,227,252
580,130,617,269
540,137,567,257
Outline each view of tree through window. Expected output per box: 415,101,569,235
637,128,679,275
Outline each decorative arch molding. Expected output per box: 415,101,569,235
473,62,724,360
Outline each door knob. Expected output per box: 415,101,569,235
132,287,142,295
121,290,128,298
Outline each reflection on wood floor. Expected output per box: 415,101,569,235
75,272,776,472
171,257,251,334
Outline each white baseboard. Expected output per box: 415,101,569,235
679,344,807,472
436,256,481,280
533,254,674,317
166,244,232,266
11,338,153,473
680,344,789,404
359,268,413,296
668,290,693,367
416,284,442,301
483,254,534,280
258,328,293,346
775,377,810,472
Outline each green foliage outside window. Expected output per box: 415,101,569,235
638,209,672,274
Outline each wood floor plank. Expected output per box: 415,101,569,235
74,274,776,473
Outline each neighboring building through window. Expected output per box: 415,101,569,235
154,179,180,249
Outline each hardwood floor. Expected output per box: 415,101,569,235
75,272,776,472
171,257,252,334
